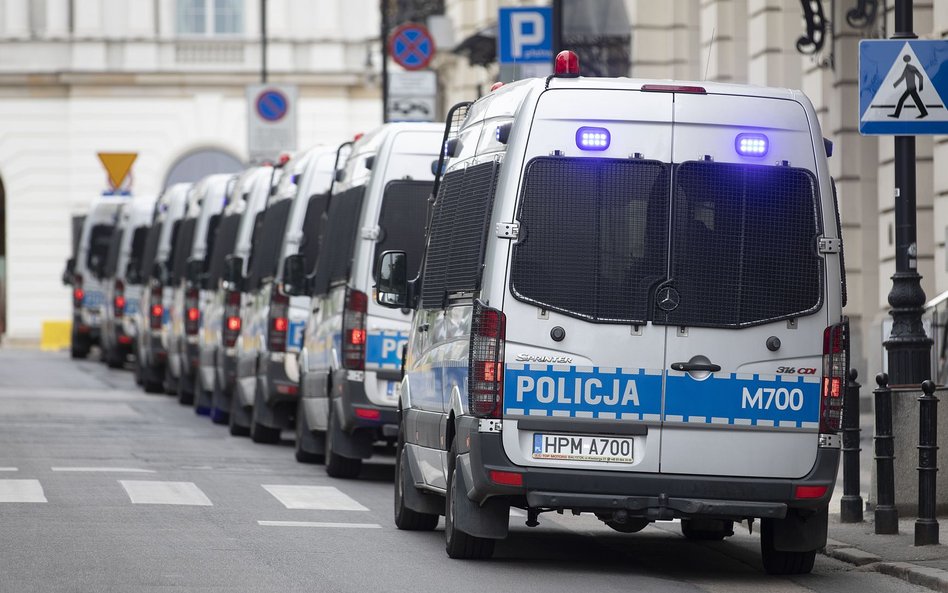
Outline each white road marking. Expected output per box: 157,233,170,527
262,485,368,511
510,508,527,517
52,467,155,473
0,467,18,472
257,521,381,529
0,479,47,502
119,480,212,506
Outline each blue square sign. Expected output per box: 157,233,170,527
859,40,948,135
498,7,553,64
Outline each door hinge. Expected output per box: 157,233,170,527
496,222,519,239
818,236,841,254
361,226,380,240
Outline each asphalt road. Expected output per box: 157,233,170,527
0,349,925,593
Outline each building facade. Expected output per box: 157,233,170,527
0,0,384,341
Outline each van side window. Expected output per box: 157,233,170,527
205,214,241,289
664,161,821,327
299,193,331,273
510,157,669,323
373,180,433,282
310,187,366,295
420,161,500,309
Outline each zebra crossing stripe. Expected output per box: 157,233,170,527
262,485,368,511
0,479,47,503
119,480,212,506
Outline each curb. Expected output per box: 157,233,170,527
823,547,948,592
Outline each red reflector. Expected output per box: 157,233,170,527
187,308,199,322
351,328,366,346
489,470,523,487
227,316,241,332
641,84,707,94
118,335,132,345
151,304,163,318
275,384,299,396
273,317,288,332
354,407,381,420
794,485,828,499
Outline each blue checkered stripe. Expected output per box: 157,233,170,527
365,330,409,370
82,291,106,308
504,363,821,429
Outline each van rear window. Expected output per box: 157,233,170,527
374,180,432,283
127,226,149,284
103,229,124,278
87,224,115,278
299,193,331,273
205,214,241,289
311,187,365,295
139,223,162,280
246,199,292,288
510,158,822,327
171,218,196,286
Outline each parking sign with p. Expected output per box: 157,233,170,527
498,7,553,64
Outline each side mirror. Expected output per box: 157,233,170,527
62,258,76,286
186,258,204,286
334,169,345,182
223,255,244,290
125,261,142,285
375,250,409,309
282,254,307,296
365,155,375,170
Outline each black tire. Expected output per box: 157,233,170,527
177,379,194,406
70,333,89,360
134,350,144,385
394,427,439,531
603,518,649,534
251,420,281,444
210,375,229,424
445,439,495,559
294,405,324,464
681,519,733,541
105,345,124,369
325,409,361,479
228,393,250,437
760,519,817,575
142,362,164,393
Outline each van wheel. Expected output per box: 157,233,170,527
394,429,439,531
210,376,229,424
228,394,250,437
681,519,734,541
177,378,194,406
142,363,163,394
325,409,361,479
445,439,495,559
105,345,124,369
71,333,89,359
760,518,816,575
602,518,649,534
294,405,324,464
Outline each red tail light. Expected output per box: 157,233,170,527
820,320,849,434
73,275,84,308
149,283,163,330
113,279,125,318
354,407,381,420
185,287,200,335
223,289,241,347
469,300,505,419
268,289,290,352
342,288,368,370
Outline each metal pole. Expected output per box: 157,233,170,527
884,0,931,385
380,0,389,124
841,369,864,523
261,0,267,83
874,372,899,534
915,379,939,545
552,0,563,57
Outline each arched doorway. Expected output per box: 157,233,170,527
163,148,244,187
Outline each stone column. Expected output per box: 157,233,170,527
3,0,30,39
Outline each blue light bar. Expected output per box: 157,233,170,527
736,133,768,157
576,127,610,151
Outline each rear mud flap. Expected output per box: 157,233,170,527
329,404,374,459
769,506,828,552
403,449,444,516
454,454,508,540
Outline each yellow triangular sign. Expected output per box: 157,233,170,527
97,152,137,190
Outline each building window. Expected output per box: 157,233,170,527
177,0,243,36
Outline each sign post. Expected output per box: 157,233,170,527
246,83,297,164
386,70,436,122
859,1,938,385
97,152,137,195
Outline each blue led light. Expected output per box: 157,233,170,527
576,126,610,151
736,133,769,157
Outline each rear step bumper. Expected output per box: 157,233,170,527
523,492,786,520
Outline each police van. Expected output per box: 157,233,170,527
167,174,232,407
135,183,191,393
101,195,157,368
375,53,846,574
70,196,124,359
235,146,336,445
293,123,442,476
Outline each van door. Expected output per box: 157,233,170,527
659,93,826,478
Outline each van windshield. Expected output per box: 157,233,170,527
373,180,432,281
87,224,115,278
511,158,822,327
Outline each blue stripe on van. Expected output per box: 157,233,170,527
366,330,408,370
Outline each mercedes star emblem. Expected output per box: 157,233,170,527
657,287,680,312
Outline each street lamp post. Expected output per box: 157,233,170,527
884,0,932,385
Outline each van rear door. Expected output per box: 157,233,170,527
659,93,826,479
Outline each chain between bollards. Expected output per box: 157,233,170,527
915,379,939,545
840,368,863,523
874,372,899,534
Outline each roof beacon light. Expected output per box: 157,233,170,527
490,81,505,92
554,50,580,77
736,133,769,157
576,126,610,151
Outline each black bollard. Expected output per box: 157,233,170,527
841,368,864,523
915,379,939,545
874,372,899,534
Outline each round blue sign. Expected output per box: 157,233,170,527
255,89,289,122
389,23,435,71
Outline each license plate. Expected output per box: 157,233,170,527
532,433,634,463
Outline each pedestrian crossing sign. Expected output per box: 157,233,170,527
860,40,948,135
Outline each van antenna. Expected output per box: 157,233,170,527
703,28,715,81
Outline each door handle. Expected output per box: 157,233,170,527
670,362,721,372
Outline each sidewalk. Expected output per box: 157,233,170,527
825,513,948,592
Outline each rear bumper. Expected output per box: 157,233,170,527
332,368,398,437
456,416,839,520
259,353,300,406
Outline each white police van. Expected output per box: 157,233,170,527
101,195,156,368
235,146,337,445
135,183,191,393
375,53,846,574
70,195,124,359
295,123,442,477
